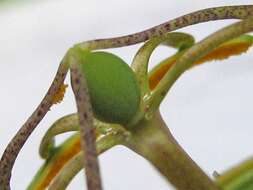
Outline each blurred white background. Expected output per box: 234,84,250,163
0,0,253,189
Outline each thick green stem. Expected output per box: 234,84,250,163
125,112,219,190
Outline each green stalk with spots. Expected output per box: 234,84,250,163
1,4,253,190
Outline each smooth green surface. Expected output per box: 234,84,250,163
80,51,140,125
217,158,253,190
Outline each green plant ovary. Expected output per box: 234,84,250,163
79,50,141,125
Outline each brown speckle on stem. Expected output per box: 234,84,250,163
70,56,102,190
0,60,68,190
80,5,253,50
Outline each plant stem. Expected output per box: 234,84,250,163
0,57,69,190
78,5,253,50
125,112,219,190
69,52,102,190
150,16,253,111
216,158,253,190
48,124,128,190
1,5,253,189
39,113,79,159
131,32,194,97
129,32,194,126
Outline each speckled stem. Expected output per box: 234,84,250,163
69,52,102,190
1,4,252,190
150,16,253,111
78,5,253,50
125,112,219,190
39,113,79,159
0,57,69,190
48,125,128,190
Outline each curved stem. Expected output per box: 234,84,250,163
77,5,253,50
48,125,128,190
28,123,127,189
131,32,194,97
125,112,219,190
1,5,253,190
27,133,81,190
39,113,128,159
148,34,253,90
150,17,253,112
130,32,194,125
39,113,79,159
0,57,69,190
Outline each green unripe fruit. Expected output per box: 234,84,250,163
80,51,140,125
